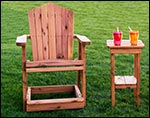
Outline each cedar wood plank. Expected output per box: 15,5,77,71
34,7,44,60
41,4,49,60
68,10,74,60
61,7,68,59
48,3,56,59
55,4,62,58
28,9,38,61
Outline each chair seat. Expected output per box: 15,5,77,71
26,59,84,67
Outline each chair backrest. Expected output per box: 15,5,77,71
28,2,74,61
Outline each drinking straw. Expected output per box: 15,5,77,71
128,26,132,31
117,27,119,32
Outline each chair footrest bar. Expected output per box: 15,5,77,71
26,85,85,112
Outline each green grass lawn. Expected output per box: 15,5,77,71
1,1,149,117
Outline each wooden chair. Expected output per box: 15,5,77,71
16,2,91,112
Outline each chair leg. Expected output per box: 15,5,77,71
77,41,82,89
80,44,86,106
22,70,27,111
77,70,81,89
81,69,86,106
22,45,27,111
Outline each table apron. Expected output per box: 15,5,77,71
110,48,142,54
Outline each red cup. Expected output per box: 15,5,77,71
113,31,123,45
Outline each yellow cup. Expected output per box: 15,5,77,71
129,30,139,45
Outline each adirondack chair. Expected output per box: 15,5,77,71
16,2,91,112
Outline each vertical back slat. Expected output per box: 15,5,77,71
34,7,43,60
55,4,62,59
28,9,38,61
41,4,49,60
61,8,68,59
67,10,74,60
47,3,56,59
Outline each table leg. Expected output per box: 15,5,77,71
134,53,140,106
134,54,137,97
137,53,140,106
111,53,115,107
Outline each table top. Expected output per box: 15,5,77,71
106,40,145,49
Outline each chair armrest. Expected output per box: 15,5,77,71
16,34,30,46
73,34,91,45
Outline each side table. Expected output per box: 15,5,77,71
106,40,145,107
